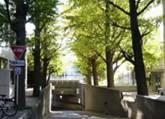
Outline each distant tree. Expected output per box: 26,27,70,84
40,22,61,88
28,0,58,96
71,38,103,85
65,0,127,87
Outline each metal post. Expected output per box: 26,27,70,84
16,75,19,105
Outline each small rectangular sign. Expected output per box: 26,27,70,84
10,60,25,66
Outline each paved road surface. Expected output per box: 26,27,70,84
2,110,26,119
48,111,127,119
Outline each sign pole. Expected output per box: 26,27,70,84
14,74,16,104
16,75,19,105
13,67,21,105
11,46,26,109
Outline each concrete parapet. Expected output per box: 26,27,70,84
19,85,51,119
82,84,127,117
135,95,165,119
114,86,137,92
121,95,165,119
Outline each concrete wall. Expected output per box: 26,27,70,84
28,85,51,119
114,86,137,92
50,80,80,88
122,95,165,119
0,69,14,98
135,95,165,119
51,80,84,110
83,84,127,117
82,84,165,119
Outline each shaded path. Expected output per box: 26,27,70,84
48,111,127,119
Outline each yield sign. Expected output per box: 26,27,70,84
11,46,26,60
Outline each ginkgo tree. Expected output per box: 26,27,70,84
108,0,161,95
65,0,129,87
70,34,106,85
27,0,58,96
64,0,162,93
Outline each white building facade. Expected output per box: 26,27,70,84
0,47,15,98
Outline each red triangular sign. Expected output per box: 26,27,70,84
11,46,26,60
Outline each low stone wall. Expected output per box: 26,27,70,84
135,96,165,119
121,95,165,119
114,86,137,92
82,84,127,117
27,85,51,119
50,80,80,88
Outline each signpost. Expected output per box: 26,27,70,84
11,46,26,105
14,67,22,105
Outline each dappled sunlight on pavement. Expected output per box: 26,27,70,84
49,111,127,119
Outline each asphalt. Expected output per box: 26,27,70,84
48,111,127,119
2,110,28,119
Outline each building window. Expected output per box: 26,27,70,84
0,57,8,69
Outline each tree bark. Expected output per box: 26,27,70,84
106,49,114,88
86,72,92,85
33,23,41,97
104,1,114,88
91,58,98,86
129,0,148,95
42,57,49,88
14,1,26,110
86,60,92,85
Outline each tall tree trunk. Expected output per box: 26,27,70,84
91,58,98,86
14,1,26,110
42,57,49,88
33,24,41,97
106,49,114,87
86,60,92,85
86,72,92,85
104,1,114,88
129,0,148,95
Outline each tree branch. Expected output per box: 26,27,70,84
119,47,135,65
97,24,104,31
114,59,126,73
26,15,34,23
4,0,15,32
137,0,154,16
107,0,130,16
110,19,131,30
141,30,151,38
92,48,107,63
136,0,141,10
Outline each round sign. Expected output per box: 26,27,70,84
14,67,22,75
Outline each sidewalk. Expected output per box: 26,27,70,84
3,88,39,119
